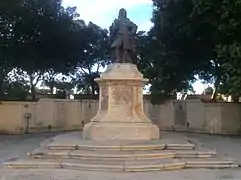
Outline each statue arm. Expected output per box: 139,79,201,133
130,22,137,35
109,19,118,35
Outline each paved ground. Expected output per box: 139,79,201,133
185,132,241,164
1,168,241,180
0,131,241,180
0,132,60,163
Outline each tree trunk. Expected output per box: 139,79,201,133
29,74,36,101
0,69,7,101
231,94,239,103
0,79,4,101
47,72,56,98
30,84,36,101
211,60,222,101
28,72,42,101
91,85,95,100
211,76,221,101
50,82,54,97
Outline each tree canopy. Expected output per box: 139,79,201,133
0,0,108,101
139,0,241,103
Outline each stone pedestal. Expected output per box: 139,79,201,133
83,63,159,140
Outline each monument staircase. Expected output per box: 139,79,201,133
1,131,238,172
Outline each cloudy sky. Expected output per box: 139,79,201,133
62,0,153,31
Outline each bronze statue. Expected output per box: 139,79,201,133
109,8,138,63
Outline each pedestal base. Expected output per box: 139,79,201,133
83,122,159,140
83,63,160,140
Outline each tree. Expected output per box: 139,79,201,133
140,0,199,103
42,69,58,96
39,16,87,97
146,0,241,103
72,22,110,99
54,77,75,99
216,44,241,102
2,69,30,100
203,86,214,95
7,0,86,101
0,0,19,100
4,79,30,101
191,0,241,101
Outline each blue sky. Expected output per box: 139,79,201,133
62,0,206,94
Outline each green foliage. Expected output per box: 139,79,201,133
71,22,110,98
145,0,241,103
55,80,74,94
4,80,30,101
203,86,214,95
216,43,241,100
0,0,19,99
140,0,198,103
0,0,90,100
193,0,241,100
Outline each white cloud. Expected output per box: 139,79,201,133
62,0,152,30
63,0,151,12
134,18,153,32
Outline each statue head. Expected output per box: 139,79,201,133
118,8,127,19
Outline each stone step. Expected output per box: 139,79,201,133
62,159,186,172
124,158,239,172
2,159,62,169
28,148,216,160
186,159,239,168
2,158,238,172
47,142,195,151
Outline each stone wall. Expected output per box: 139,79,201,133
0,98,241,135
0,99,98,134
168,100,241,135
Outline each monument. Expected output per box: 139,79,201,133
2,9,238,173
83,8,159,140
